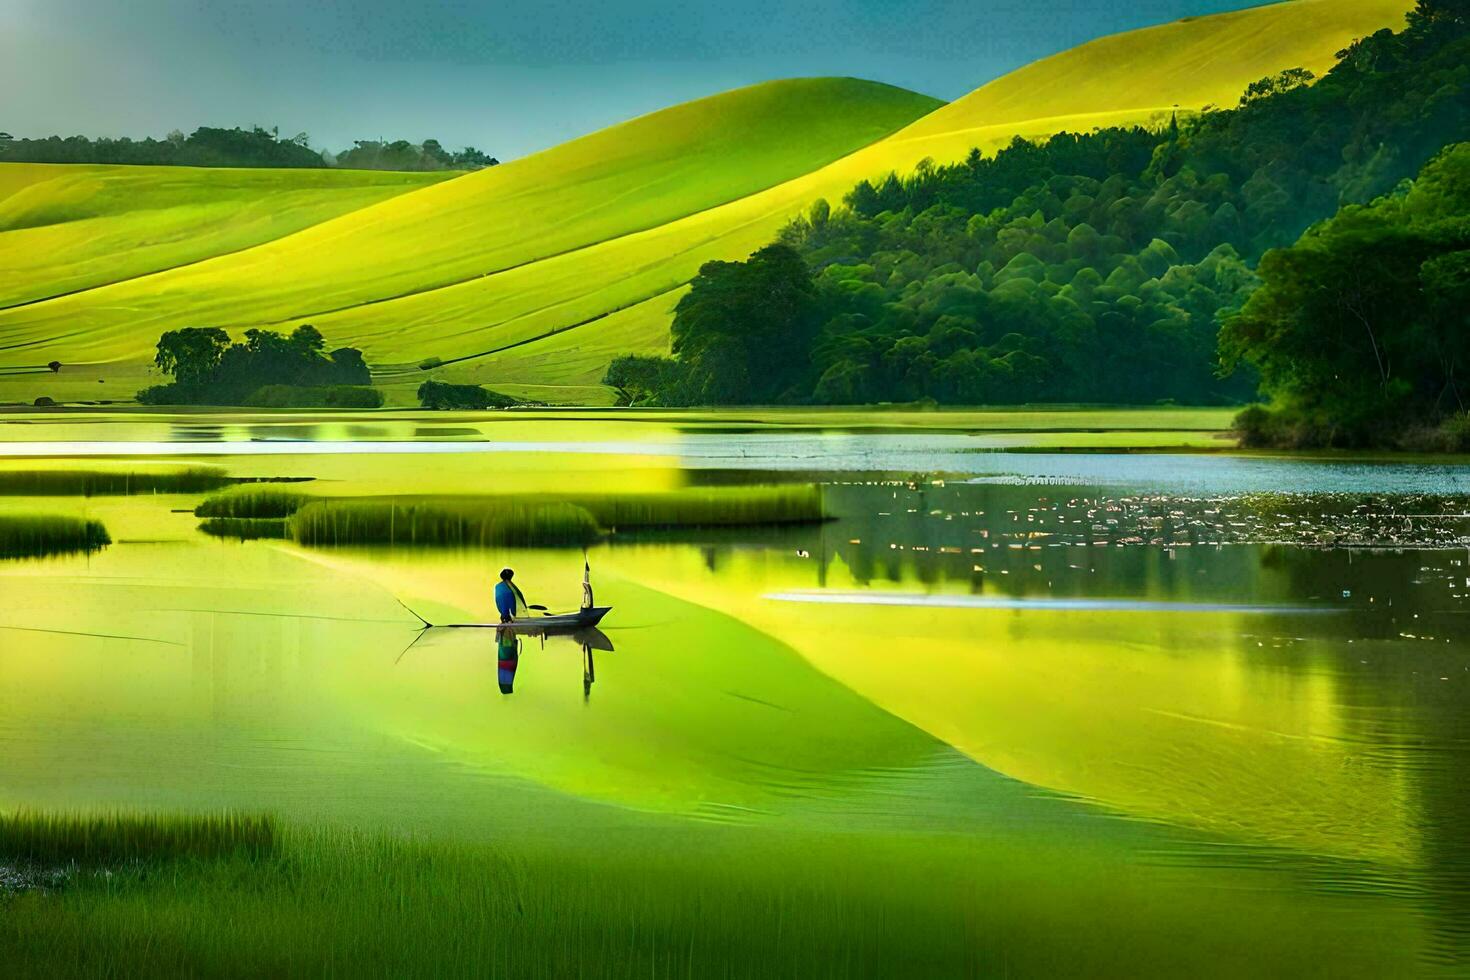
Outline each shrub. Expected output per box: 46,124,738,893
245,385,384,409
1439,412,1470,452
603,355,683,406
417,380,516,410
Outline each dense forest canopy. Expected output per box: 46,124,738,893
0,126,497,171
616,1,1469,414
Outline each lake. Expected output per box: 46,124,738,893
2,409,1468,977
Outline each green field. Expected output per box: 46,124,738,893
0,0,1413,407
0,165,452,308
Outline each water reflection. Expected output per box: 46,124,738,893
496,629,520,694
5,464,1470,973
490,626,610,697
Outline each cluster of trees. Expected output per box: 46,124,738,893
0,127,498,171
0,126,325,168
330,139,497,171
1224,143,1470,447
618,1,1469,412
139,325,381,407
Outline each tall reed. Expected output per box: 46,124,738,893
195,490,308,519
0,810,275,865
0,516,110,559
288,499,601,548
0,468,234,496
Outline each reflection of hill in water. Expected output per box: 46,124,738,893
614,476,1470,964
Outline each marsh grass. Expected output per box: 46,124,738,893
0,810,275,866
0,515,110,559
197,517,290,541
194,489,308,519
289,499,602,548
0,468,234,496
1,820,980,978
279,486,825,549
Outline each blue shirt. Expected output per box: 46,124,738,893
494,580,518,619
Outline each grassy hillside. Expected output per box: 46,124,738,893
0,165,453,308
306,0,1412,381
0,79,937,368
0,0,1413,403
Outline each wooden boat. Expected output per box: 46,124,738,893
436,606,611,631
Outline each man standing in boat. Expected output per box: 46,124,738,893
495,567,526,624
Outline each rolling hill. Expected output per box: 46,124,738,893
0,0,1413,405
0,79,938,372
0,165,453,308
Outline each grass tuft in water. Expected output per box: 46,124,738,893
0,810,275,866
195,489,308,519
197,517,291,541
281,486,825,549
0,468,234,496
0,516,111,560
289,499,602,548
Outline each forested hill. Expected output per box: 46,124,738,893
630,1,1469,408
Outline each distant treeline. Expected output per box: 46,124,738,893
613,0,1470,423
0,126,497,171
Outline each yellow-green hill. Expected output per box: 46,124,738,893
0,0,1413,402
0,164,453,308
333,0,1414,387
0,78,938,368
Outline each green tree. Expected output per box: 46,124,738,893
154,327,230,384
1222,144,1470,444
671,245,822,405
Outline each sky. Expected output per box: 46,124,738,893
1,0,1258,160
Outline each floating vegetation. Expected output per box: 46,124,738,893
0,810,276,865
0,515,111,560
976,491,1470,550
289,499,601,548
564,485,827,529
195,489,309,520
197,517,290,541
0,467,234,496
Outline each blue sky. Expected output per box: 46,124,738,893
2,0,1256,159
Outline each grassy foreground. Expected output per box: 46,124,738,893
0,813,982,979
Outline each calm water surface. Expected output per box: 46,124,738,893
2,419,1468,976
